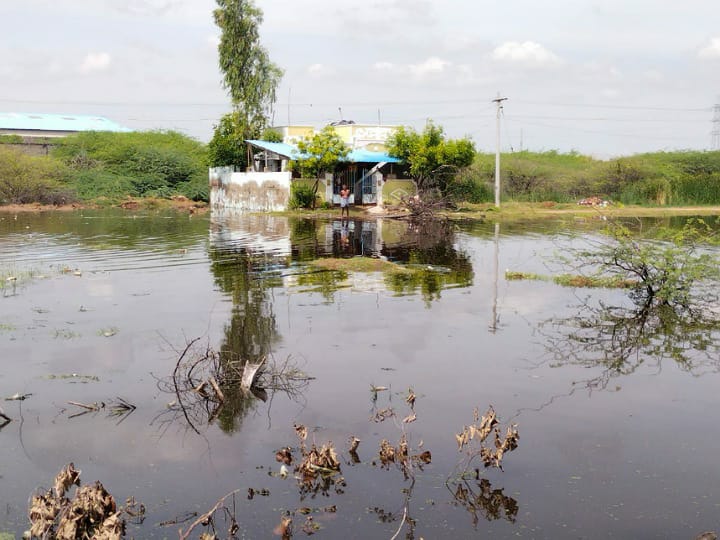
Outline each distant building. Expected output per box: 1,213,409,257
0,112,131,155
210,122,417,212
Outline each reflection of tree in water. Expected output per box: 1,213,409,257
449,477,518,527
543,299,720,390
210,247,285,433
151,246,293,436
385,219,474,303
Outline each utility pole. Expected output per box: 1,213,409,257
712,101,720,151
493,93,508,207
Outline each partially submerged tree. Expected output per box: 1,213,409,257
209,0,283,168
568,218,720,311
386,122,475,194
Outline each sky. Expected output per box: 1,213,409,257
2,0,720,157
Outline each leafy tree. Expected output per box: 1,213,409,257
291,126,349,179
261,127,283,143
207,111,248,168
290,126,350,208
386,122,475,193
211,0,283,168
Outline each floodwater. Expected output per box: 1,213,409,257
1,209,719,539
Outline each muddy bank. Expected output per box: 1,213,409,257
0,196,209,214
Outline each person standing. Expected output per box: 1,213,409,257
340,184,350,217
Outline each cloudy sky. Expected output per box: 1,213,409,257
3,0,720,157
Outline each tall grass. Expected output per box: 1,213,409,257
452,149,720,206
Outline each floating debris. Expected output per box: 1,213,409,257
28,463,140,540
5,393,31,401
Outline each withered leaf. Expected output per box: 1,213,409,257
294,423,307,442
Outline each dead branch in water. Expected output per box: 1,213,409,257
154,339,313,434
177,489,240,540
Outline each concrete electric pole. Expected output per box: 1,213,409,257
712,101,720,151
493,93,508,207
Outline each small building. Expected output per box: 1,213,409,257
0,112,131,155
210,123,417,212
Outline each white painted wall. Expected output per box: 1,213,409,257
210,167,291,212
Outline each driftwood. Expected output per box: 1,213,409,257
177,489,240,540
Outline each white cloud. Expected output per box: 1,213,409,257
307,63,325,74
491,41,560,65
698,37,720,59
408,56,449,77
78,52,111,73
373,61,394,71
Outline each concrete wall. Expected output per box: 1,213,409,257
382,178,417,204
210,167,291,212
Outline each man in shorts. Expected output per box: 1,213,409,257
340,184,350,217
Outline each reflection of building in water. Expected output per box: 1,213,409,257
210,210,291,257
327,219,382,257
209,211,474,299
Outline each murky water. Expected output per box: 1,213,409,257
1,209,719,539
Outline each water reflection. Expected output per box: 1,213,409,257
449,477,519,526
209,212,474,305
543,298,720,390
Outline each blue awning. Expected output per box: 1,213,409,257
246,139,400,164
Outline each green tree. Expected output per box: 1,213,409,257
211,0,283,168
387,122,475,193
207,111,248,168
291,126,349,179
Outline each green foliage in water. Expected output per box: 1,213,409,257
53,130,209,201
570,218,720,309
0,147,75,204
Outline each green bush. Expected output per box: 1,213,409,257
289,182,317,209
0,147,74,204
445,173,493,203
70,170,138,201
53,130,209,201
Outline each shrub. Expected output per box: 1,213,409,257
445,173,493,203
0,147,73,204
54,130,209,200
289,182,317,209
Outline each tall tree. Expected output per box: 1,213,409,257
210,0,283,167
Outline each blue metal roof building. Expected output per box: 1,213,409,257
245,139,400,164
0,112,131,136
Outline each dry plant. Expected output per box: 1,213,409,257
66,398,136,424
288,423,346,500
455,406,519,471
176,489,240,540
28,463,144,540
155,339,312,434
368,387,431,540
